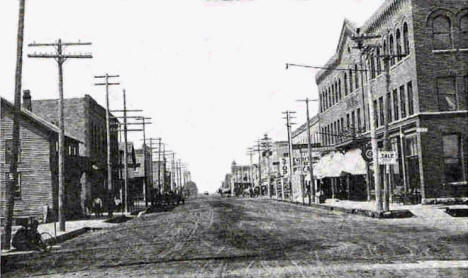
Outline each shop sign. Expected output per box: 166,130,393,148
378,151,397,165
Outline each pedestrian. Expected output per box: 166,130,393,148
12,220,41,251
93,197,103,217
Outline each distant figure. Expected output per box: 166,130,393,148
114,197,122,212
92,197,103,217
12,220,41,251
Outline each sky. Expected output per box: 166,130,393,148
0,0,384,193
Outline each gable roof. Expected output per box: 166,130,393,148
1,97,82,143
315,19,358,84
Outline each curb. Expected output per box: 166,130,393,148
271,199,413,219
1,226,95,266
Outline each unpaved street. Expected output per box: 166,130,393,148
3,196,468,277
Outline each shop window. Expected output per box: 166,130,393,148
403,23,410,56
407,81,414,115
393,89,400,121
442,134,463,183
405,136,420,193
400,85,407,118
432,15,452,50
461,15,468,49
437,77,457,111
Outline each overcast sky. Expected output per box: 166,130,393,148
0,0,384,193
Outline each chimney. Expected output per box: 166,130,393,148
22,90,32,111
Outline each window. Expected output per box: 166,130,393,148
387,92,392,123
442,134,463,183
379,97,384,126
6,172,22,199
351,110,356,131
349,69,353,92
346,114,350,129
376,48,382,75
357,108,361,131
396,29,402,61
433,15,452,50
5,139,22,164
389,34,395,66
407,81,414,115
338,79,342,101
403,23,410,56
373,99,379,127
355,65,359,89
344,73,348,96
393,89,400,121
461,15,468,48
437,77,457,111
400,85,407,118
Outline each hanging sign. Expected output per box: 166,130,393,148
378,151,397,165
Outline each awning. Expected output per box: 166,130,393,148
314,149,366,179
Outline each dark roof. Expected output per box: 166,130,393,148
1,97,82,143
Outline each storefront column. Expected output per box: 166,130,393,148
417,129,426,202
399,128,408,194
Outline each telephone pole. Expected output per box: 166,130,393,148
4,0,25,249
94,74,120,217
296,98,319,204
134,117,152,207
283,111,296,202
28,39,92,231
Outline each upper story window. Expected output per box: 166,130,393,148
376,48,382,75
432,15,452,50
437,76,457,111
354,65,359,89
343,73,348,96
389,34,395,65
403,23,410,56
396,29,402,61
349,69,353,92
460,15,468,49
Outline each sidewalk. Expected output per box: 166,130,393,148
1,214,122,257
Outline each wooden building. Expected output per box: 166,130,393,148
0,96,82,221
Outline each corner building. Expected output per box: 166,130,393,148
316,0,468,204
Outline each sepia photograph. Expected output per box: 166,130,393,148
1,0,468,277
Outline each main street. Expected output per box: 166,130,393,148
4,196,468,278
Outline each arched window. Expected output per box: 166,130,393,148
376,48,382,75
396,29,402,61
349,69,353,92
403,23,410,56
461,15,468,48
335,81,339,102
433,15,452,50
331,84,335,105
355,65,359,89
389,34,395,65
383,39,388,69
344,73,348,96
338,79,342,101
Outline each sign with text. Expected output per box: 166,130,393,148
378,151,397,165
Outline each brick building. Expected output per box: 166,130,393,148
1,96,82,220
31,94,120,212
315,0,468,204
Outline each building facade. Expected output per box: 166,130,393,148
1,96,82,220
315,0,468,204
31,94,120,211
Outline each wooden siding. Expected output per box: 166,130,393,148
0,107,54,219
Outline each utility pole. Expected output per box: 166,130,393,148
4,0,25,250
261,134,273,198
252,141,263,195
28,40,92,231
296,98,318,204
94,73,120,217
246,148,254,193
135,117,152,207
283,111,296,202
